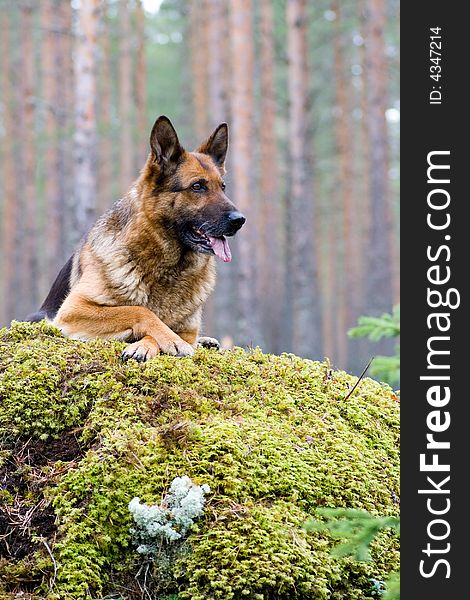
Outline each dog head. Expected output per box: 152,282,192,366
144,116,245,262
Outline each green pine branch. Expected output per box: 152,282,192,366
304,508,400,562
304,508,400,599
348,305,400,342
348,305,400,386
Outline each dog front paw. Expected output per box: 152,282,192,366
197,336,220,350
122,333,195,361
157,335,195,357
122,337,159,362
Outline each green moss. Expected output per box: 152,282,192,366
0,322,399,599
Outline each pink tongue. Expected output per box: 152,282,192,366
208,236,232,262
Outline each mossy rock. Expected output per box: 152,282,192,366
0,321,399,600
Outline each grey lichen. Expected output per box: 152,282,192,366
129,476,210,554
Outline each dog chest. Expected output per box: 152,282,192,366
95,235,216,328
146,262,216,327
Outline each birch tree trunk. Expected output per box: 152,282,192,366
74,0,100,242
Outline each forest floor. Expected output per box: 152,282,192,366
0,321,400,600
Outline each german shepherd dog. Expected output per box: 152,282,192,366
27,116,245,361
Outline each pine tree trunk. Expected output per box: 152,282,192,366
189,0,209,141
0,10,17,325
73,0,100,243
188,0,210,330
98,5,114,214
332,0,361,367
19,1,38,318
42,1,62,286
205,0,230,341
322,217,336,362
259,0,281,353
358,0,371,305
56,0,75,260
229,0,261,348
286,0,322,358
334,253,348,368
135,0,147,169
364,0,392,318
119,0,133,195
207,0,227,127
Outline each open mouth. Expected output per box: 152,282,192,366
187,226,232,262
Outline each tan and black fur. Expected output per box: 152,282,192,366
27,116,245,361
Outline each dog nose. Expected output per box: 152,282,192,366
227,211,246,231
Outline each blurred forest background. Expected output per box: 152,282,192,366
0,0,399,375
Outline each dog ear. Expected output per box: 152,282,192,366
197,123,229,169
150,116,183,167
